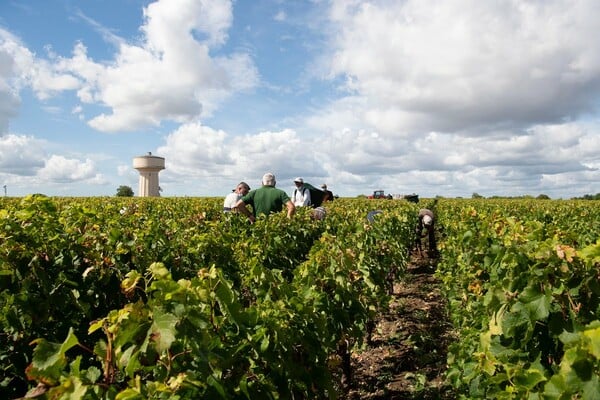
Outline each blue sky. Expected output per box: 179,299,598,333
1,0,599,198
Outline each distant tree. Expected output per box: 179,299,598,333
116,185,134,197
472,192,484,199
536,194,551,200
571,193,600,200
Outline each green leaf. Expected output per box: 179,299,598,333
207,374,227,398
489,304,507,335
121,270,142,294
582,376,600,400
519,285,551,320
115,388,144,400
543,375,567,399
512,367,546,390
579,241,600,265
88,319,105,334
213,277,244,328
583,325,600,358
60,376,88,400
60,328,80,355
149,262,171,280
559,330,581,346
84,366,102,384
260,334,270,353
150,309,178,353
503,306,530,339
28,328,80,384
118,345,136,372
239,375,250,398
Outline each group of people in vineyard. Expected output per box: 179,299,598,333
222,172,332,223
222,172,438,257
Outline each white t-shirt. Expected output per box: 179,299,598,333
292,186,311,207
223,192,242,211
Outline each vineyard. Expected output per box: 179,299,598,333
0,196,599,399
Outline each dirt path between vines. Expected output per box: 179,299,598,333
345,252,457,399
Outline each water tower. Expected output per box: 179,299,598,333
133,152,165,197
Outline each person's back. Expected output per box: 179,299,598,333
418,208,434,222
235,173,295,223
416,208,436,256
246,185,289,217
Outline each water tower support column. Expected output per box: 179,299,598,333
133,153,165,197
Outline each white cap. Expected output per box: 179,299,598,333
423,215,433,226
294,177,303,183
321,183,327,189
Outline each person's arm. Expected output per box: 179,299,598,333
285,200,295,218
235,199,255,223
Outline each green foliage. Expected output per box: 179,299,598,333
1,196,412,399
3,196,599,399
436,199,600,398
573,193,600,200
116,185,134,197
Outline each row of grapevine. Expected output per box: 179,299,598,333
435,199,600,399
0,195,416,399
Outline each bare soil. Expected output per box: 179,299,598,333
341,251,457,399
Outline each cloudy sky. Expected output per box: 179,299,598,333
1,0,599,198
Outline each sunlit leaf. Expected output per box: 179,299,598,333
150,309,178,353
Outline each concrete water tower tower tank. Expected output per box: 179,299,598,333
133,152,165,197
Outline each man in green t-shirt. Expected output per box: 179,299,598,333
235,172,295,223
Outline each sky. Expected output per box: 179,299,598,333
1,0,599,199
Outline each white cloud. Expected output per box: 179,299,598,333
326,0,600,136
63,0,259,132
117,164,133,177
157,122,231,176
0,28,81,104
0,134,46,174
274,11,287,22
37,155,100,182
2,0,258,134
2,1,599,198
157,123,324,181
0,134,107,194
0,29,26,133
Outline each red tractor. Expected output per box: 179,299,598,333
368,190,391,199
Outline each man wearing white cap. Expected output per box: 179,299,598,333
292,177,311,207
416,208,437,256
